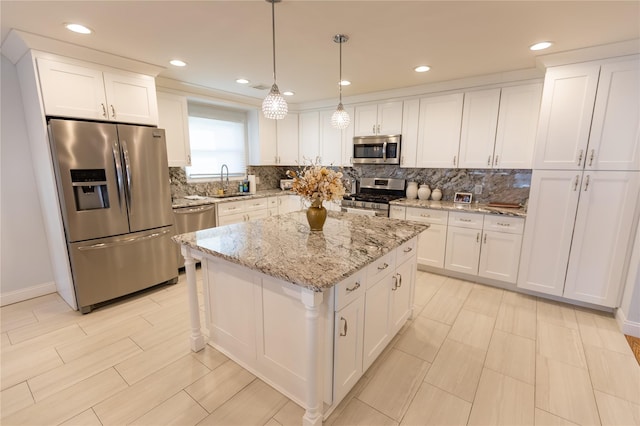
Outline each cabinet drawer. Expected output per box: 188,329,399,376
335,270,366,311
267,197,279,209
389,205,406,219
449,211,483,229
406,207,448,225
396,238,417,265
246,198,268,211
217,200,246,216
483,215,524,234
366,250,396,286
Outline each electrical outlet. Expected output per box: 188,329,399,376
474,184,483,195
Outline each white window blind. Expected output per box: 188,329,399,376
185,103,248,180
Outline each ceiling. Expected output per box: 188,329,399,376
1,1,639,105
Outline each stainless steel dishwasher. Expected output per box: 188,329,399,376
173,204,217,267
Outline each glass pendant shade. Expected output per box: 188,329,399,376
262,83,288,119
331,103,350,129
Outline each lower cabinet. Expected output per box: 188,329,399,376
333,296,365,402
444,225,482,274
216,198,269,226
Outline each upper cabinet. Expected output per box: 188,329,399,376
37,57,158,125
157,92,191,167
254,113,299,165
416,93,464,168
319,109,346,166
299,111,320,163
354,101,403,136
534,57,639,171
278,113,300,165
458,84,543,169
400,99,419,168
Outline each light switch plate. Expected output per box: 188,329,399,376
474,184,483,195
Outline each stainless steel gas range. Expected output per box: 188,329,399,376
341,177,406,217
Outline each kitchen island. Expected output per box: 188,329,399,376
173,211,428,425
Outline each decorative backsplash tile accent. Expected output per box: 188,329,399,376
170,165,531,205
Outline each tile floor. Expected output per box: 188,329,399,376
1,269,639,425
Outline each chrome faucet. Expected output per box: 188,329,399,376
221,164,229,192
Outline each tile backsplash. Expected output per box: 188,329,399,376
170,165,531,205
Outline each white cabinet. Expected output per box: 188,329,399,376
534,58,639,171
478,216,524,284
256,113,298,165
37,57,158,125
390,249,416,334
279,194,303,214
299,111,320,163
216,197,269,226
267,197,279,217
320,110,345,166
458,84,542,169
405,207,449,269
157,91,191,167
458,89,501,169
444,224,482,275
494,83,543,169
416,93,464,168
518,170,639,307
389,205,406,220
334,296,365,402
354,101,403,136
400,99,420,168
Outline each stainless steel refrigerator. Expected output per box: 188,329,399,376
48,119,178,313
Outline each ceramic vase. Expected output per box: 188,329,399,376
431,188,442,201
418,184,431,200
306,199,327,231
406,182,418,199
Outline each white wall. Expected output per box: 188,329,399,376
1,54,55,305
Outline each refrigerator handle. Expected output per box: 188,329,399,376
121,139,133,211
77,229,172,250
112,142,124,211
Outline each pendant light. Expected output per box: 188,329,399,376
262,0,288,119
331,34,350,129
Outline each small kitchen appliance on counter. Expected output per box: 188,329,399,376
341,177,406,216
280,179,294,190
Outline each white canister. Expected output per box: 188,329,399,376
248,175,256,194
431,188,442,201
418,184,431,200
406,181,418,199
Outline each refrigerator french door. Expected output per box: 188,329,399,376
49,119,177,313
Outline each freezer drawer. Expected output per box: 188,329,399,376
173,204,217,267
69,226,178,312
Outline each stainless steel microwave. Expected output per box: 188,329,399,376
352,135,401,165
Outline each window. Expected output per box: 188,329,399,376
185,103,248,181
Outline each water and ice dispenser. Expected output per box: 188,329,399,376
70,169,110,211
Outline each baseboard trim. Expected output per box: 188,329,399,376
616,307,640,338
0,281,57,306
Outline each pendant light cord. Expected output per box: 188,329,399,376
271,0,277,83
338,38,343,103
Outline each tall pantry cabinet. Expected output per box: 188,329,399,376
518,57,640,308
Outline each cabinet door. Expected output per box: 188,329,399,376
277,112,299,165
517,170,581,296
354,104,379,136
217,212,246,226
478,231,522,284
534,63,600,169
378,101,404,135
299,111,320,163
389,205,406,219
37,57,107,120
341,106,355,166
417,224,447,269
103,71,158,125
390,259,415,335
587,59,640,171
363,277,391,370
247,208,269,222
320,110,343,166
417,94,464,168
564,171,640,307
400,99,420,168
280,195,302,214
444,226,481,275
333,297,364,402
157,92,191,167
258,114,278,165
494,83,542,169
458,89,501,169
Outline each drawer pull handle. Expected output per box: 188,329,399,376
460,218,472,222
589,149,595,167
391,275,398,291
577,149,584,166
403,247,413,253
340,317,348,336
420,214,431,218
476,232,480,243
483,234,487,244
397,272,402,288
346,282,361,293
377,262,389,270
497,223,510,227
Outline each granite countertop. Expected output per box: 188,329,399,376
390,199,527,218
173,211,428,291
172,189,292,209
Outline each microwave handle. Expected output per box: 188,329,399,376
382,141,387,161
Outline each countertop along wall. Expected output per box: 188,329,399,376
1,55,55,305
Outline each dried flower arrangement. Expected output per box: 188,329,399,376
287,163,346,204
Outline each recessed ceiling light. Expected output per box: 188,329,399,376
530,41,553,51
414,65,431,73
283,91,294,96
170,60,187,67
64,23,92,34
236,78,250,84
340,80,351,86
